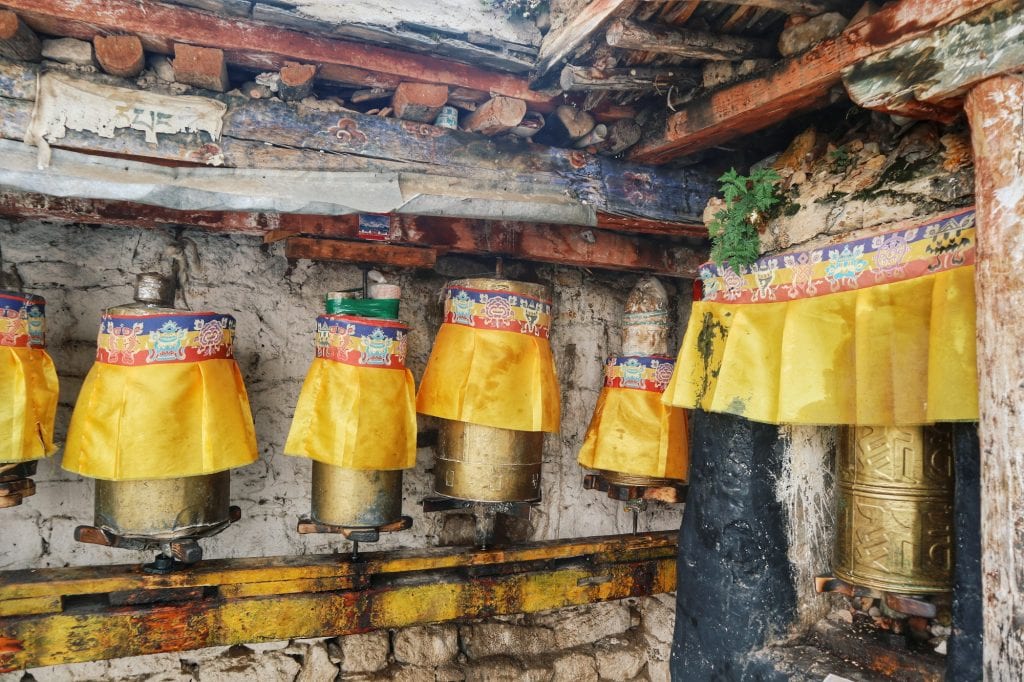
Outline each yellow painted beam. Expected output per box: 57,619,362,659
0,532,678,671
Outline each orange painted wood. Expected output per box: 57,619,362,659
173,43,229,92
0,9,39,61
93,35,145,77
462,96,527,135
285,237,437,268
392,82,449,123
278,61,316,101
0,0,554,107
629,0,1002,164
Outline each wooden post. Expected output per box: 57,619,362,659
0,10,40,61
461,96,526,136
964,74,1024,681
93,35,145,77
278,61,316,101
173,43,230,92
391,82,449,123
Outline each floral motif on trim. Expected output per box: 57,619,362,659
0,290,46,349
698,208,975,304
96,313,235,366
443,286,552,339
604,355,675,393
315,314,408,369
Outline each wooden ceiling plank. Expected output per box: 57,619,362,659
0,0,555,106
606,17,773,60
629,0,1004,164
533,0,641,86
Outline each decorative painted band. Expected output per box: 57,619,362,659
0,290,46,349
315,313,408,369
604,355,675,393
96,312,235,366
443,286,552,339
699,208,976,304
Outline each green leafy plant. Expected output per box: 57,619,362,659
708,167,781,268
829,146,853,173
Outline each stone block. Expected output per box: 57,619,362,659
463,655,524,682
778,12,848,57
296,641,339,682
460,622,557,659
393,624,459,667
640,595,675,645
530,602,633,649
197,648,302,682
436,663,467,682
552,650,598,682
41,37,94,66
594,635,646,681
389,664,437,682
338,631,391,673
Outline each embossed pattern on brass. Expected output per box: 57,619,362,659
834,424,954,594
599,470,676,488
95,472,231,541
311,462,403,528
435,420,543,502
449,278,551,301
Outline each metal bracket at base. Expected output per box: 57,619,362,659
814,574,939,618
296,515,413,542
421,497,538,550
0,462,38,509
583,474,688,503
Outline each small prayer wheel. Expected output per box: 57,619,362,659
833,424,954,594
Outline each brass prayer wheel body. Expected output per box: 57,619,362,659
311,462,403,528
95,472,231,541
834,424,954,594
435,420,544,502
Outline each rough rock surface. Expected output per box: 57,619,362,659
777,12,848,57
40,38,94,66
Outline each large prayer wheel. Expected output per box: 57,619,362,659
417,278,560,503
833,424,954,594
311,464,403,528
64,273,257,559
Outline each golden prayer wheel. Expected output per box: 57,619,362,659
417,277,559,504
833,424,954,594
311,463,403,528
64,272,257,563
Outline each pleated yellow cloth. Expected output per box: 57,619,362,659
664,208,978,426
417,281,560,432
579,355,688,480
63,311,257,480
0,291,58,464
285,314,416,470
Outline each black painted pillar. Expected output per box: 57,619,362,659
948,422,982,681
670,410,796,681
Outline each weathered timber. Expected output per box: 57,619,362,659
534,104,596,147
843,0,1024,123
0,0,555,107
604,119,642,155
461,95,526,135
93,35,145,78
391,82,449,123
168,0,254,18
606,18,773,61
173,43,229,92
0,59,714,226
285,237,437,268
629,0,1004,164
0,10,39,61
559,64,701,92
685,0,835,14
0,532,676,670
965,74,1024,682
278,61,316,101
533,0,640,86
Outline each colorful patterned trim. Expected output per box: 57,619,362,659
315,314,408,369
0,290,46,349
443,286,552,339
604,355,675,393
96,312,235,366
700,208,976,304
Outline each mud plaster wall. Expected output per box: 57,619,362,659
0,217,687,680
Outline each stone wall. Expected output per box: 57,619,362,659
0,217,687,680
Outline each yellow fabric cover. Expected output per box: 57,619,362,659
1,347,59,463
665,266,977,425
578,386,688,480
63,359,258,480
285,358,416,470
416,323,560,432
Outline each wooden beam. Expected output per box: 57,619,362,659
93,35,145,78
964,74,1024,681
172,43,229,92
843,0,1024,123
462,96,526,135
285,237,437,269
0,532,676,670
559,64,700,92
629,0,1004,164
0,0,555,107
277,61,316,102
0,9,39,61
674,0,836,15
605,18,772,61
391,82,449,123
533,0,639,86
